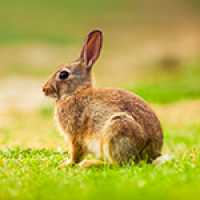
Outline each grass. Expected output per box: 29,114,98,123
0,147,200,200
126,60,200,104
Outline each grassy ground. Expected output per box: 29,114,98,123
127,60,200,104
0,147,200,200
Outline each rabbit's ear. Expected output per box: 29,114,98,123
78,29,103,68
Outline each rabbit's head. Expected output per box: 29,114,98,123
42,29,103,99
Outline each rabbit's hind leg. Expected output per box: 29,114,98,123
103,113,148,165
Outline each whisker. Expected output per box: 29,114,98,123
37,78,47,85
46,98,54,115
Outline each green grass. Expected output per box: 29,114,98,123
126,60,200,104
0,147,200,200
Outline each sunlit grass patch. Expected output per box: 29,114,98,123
0,147,200,200
0,108,64,149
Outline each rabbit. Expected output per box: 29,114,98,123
42,29,163,168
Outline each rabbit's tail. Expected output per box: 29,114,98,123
153,154,175,165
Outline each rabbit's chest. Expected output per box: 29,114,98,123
85,138,102,159
55,104,74,138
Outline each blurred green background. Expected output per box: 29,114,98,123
1,1,200,200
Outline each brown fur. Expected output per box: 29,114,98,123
42,29,163,167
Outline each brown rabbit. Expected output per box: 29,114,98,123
42,29,163,168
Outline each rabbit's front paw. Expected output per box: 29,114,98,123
59,158,74,168
78,160,93,168
78,159,108,168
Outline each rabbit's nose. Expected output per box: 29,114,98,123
42,85,47,93
42,87,48,96
42,84,50,95
42,83,56,96
42,87,46,93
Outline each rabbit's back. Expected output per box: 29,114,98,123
92,88,162,140
94,87,163,159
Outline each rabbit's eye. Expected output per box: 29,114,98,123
59,71,69,80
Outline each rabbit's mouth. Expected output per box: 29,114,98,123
48,94,59,99
59,94,69,99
